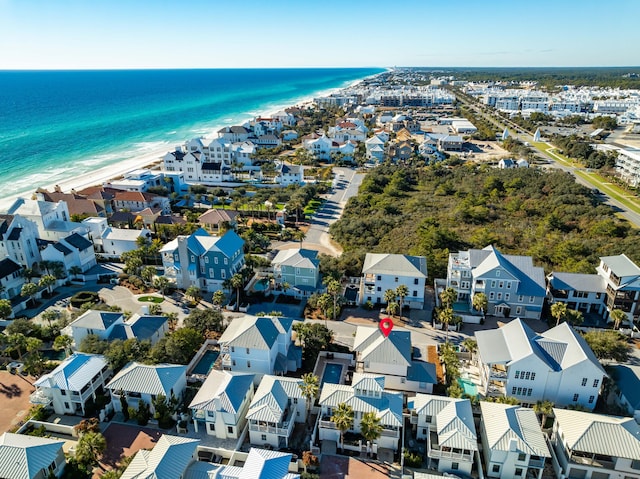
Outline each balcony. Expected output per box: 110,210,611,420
319,419,337,429
474,281,485,291
410,414,418,425
569,453,615,470
489,367,508,381
528,458,546,469
428,431,474,462
221,354,232,367
380,428,399,438
249,409,295,437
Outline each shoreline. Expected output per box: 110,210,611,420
0,71,380,211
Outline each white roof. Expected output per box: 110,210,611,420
353,326,412,367
106,362,186,397
362,253,427,277
272,248,318,270
121,434,199,479
103,227,148,241
189,370,255,414
480,402,550,457
247,376,303,423
553,408,640,459
0,433,64,479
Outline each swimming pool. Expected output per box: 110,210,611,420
253,279,269,291
321,363,343,385
191,350,219,376
458,377,478,396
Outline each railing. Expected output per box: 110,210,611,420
319,420,337,429
249,409,295,437
528,458,546,469
489,368,508,380
380,428,398,437
410,415,418,425
570,454,615,469
428,447,474,462
221,354,232,366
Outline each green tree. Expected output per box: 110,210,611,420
7,333,28,360
184,309,224,336
212,290,226,308
185,285,202,305
325,279,342,322
230,273,244,311
164,327,204,364
609,308,627,330
331,403,354,451
386,301,399,317
53,335,74,358
533,400,554,428
119,390,129,421
141,266,157,285
38,274,57,295
21,282,39,308
383,288,397,307
582,330,631,362
396,284,409,321
316,293,332,326
461,338,478,360
0,299,12,320
551,302,568,326
153,276,170,298
69,266,83,280
439,287,457,309
299,373,319,428
472,292,488,315
75,431,107,472
438,307,461,341
360,412,383,450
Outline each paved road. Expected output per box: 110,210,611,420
279,166,364,257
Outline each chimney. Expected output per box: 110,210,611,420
509,438,518,452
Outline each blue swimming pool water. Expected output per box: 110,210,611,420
321,363,343,385
191,350,219,376
253,279,269,291
458,377,478,396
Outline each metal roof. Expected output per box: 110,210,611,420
219,315,285,350
600,254,640,278
480,402,550,457
0,432,64,479
435,399,478,451
272,248,319,270
547,272,606,293
608,365,640,410
106,362,186,397
361,253,428,277
246,376,303,423
189,370,254,414
238,448,295,479
353,326,412,367
120,434,199,479
34,352,107,392
70,310,124,331
553,408,640,460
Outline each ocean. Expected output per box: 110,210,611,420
0,68,382,204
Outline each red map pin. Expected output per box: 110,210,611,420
379,317,393,338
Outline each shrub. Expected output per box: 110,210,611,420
403,450,423,468
70,291,100,308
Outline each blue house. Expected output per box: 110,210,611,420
161,228,244,292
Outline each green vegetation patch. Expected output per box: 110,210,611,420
137,296,164,304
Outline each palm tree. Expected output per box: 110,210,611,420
230,273,244,311
316,293,332,327
383,289,396,309
53,335,74,358
551,302,568,326
75,431,107,472
461,338,478,362
610,308,627,330
396,284,409,321
7,333,27,360
21,268,35,283
21,282,39,308
438,307,461,342
331,403,354,451
472,292,488,316
533,400,554,428
69,265,83,280
38,274,57,296
439,287,457,309
386,301,399,317
299,373,319,428
212,290,226,309
325,279,341,322
292,228,306,244
185,285,202,305
153,276,170,298
0,299,12,320
360,412,383,455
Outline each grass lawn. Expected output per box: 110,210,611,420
138,296,164,304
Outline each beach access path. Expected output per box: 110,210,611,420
274,166,364,257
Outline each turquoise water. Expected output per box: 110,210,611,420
458,377,478,396
191,350,219,376
253,279,269,291
321,363,343,385
0,68,383,203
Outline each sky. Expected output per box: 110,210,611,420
1,0,639,69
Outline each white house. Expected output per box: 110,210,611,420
274,163,304,186
247,375,306,449
359,253,428,308
546,272,607,317
82,216,151,258
408,394,478,476
189,370,255,439
183,447,300,479
0,214,41,268
479,402,550,479
218,315,301,379
303,135,333,161
319,373,403,452
353,325,437,394
271,248,321,298
0,433,66,479
475,318,606,409
551,408,640,479
597,254,640,325
120,434,200,479
31,353,111,416
6,198,74,241
0,257,25,303
107,362,187,414
41,232,97,274
65,310,124,346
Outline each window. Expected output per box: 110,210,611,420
524,372,530,380
512,387,517,395
413,291,417,297
64,402,70,409
422,428,427,435
531,373,536,381
209,268,214,277
377,286,381,292
227,426,233,434
496,270,501,277
246,348,250,354
497,293,502,300
209,423,215,431
425,415,433,423
491,280,496,288
527,388,532,396
231,347,235,353
261,434,267,441
506,281,512,289
452,463,459,470
518,453,527,462
505,293,510,301
401,377,406,383
293,398,298,404
224,258,228,265
205,257,209,263
395,277,398,283
190,255,195,262
631,459,640,470
247,361,251,368
515,371,520,379
414,278,419,285
207,411,214,417
593,379,600,388
515,468,523,476
489,292,495,300
518,295,524,302
232,360,236,366
588,395,595,404
499,281,504,288
581,378,588,387
61,390,67,396
377,275,381,281
214,257,218,264
529,296,535,303
516,306,522,315
573,393,579,402
492,465,500,473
